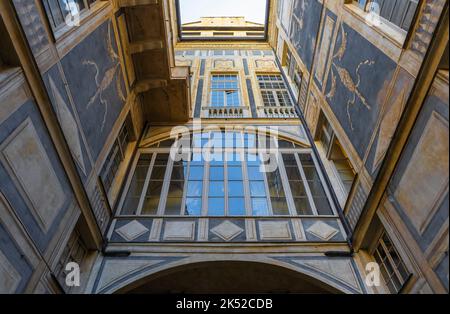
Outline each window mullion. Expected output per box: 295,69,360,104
136,153,156,216
224,161,229,216
202,159,210,216
118,151,142,215
180,159,191,216
262,161,274,216
157,153,174,216
277,153,297,216
295,153,319,216
310,152,339,216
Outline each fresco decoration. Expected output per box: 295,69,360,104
49,76,87,175
83,22,126,132
367,69,415,177
279,0,293,37
61,21,127,160
43,65,93,183
326,25,375,132
324,23,396,158
314,9,337,90
290,0,323,71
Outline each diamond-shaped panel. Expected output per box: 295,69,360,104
211,220,244,241
116,220,149,242
306,221,339,241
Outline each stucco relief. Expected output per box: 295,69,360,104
326,25,375,131
213,59,235,69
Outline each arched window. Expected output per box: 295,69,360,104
117,130,336,217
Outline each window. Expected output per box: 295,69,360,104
119,131,336,217
285,49,303,93
373,231,411,293
317,112,356,197
354,0,419,32
100,115,135,194
210,75,241,107
43,0,99,31
257,75,293,107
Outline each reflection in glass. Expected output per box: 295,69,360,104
252,198,269,216
208,198,225,216
229,198,246,216
185,198,202,216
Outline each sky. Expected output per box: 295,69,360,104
179,0,267,24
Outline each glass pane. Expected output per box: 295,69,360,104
271,197,290,215
209,182,225,197
248,166,264,180
293,198,314,215
226,152,243,164
285,166,303,181
252,198,269,216
267,170,286,198
187,181,203,197
229,198,246,216
290,182,307,197
142,197,160,215
314,197,333,215
122,160,150,215
228,181,244,197
167,181,184,198
210,166,224,180
150,167,166,180
159,139,175,148
146,180,163,196
184,198,202,216
171,166,187,180
208,198,225,216
165,198,182,215
189,166,204,180
154,153,170,165
250,181,266,197
228,166,243,180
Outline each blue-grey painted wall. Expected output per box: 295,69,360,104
60,21,127,161
325,23,396,158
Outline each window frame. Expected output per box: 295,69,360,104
316,112,356,202
354,0,419,32
209,74,242,108
117,131,339,218
99,115,136,204
257,74,294,108
371,230,412,294
42,0,101,40
346,0,421,46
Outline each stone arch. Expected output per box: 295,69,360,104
92,254,365,294
139,125,311,149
